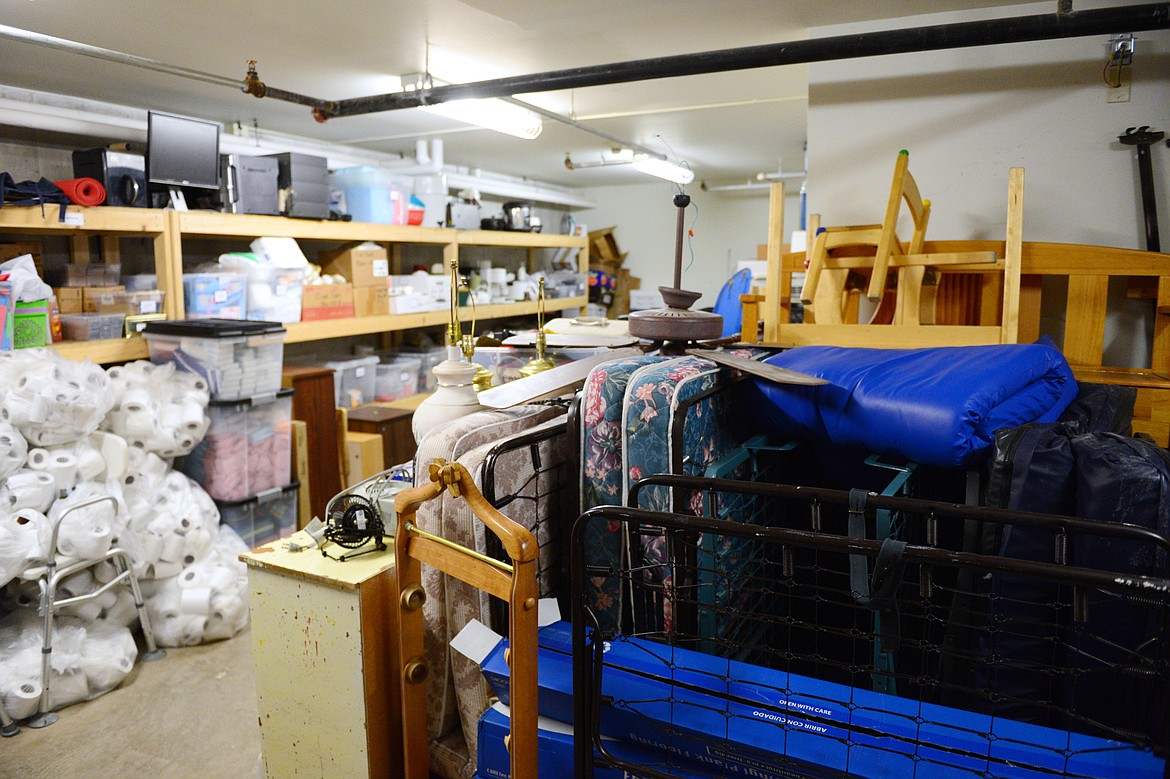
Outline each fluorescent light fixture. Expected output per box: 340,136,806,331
420,98,543,140
632,154,694,185
402,73,542,140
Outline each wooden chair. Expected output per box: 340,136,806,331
801,151,1002,328
801,151,932,320
393,459,539,779
755,168,1023,349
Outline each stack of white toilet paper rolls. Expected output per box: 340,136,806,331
0,351,255,721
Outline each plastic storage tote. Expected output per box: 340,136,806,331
177,389,294,502
216,481,299,549
60,312,126,341
374,356,422,402
142,319,287,401
328,166,409,225
183,270,248,320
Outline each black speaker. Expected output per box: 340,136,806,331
262,152,329,219
71,149,148,207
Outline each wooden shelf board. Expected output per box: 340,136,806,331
0,206,166,234
455,230,586,249
50,337,150,363
282,296,587,344
177,212,456,244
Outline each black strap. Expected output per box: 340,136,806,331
848,488,908,653
0,172,69,222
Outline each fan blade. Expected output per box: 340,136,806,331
478,348,643,408
502,332,638,348
685,349,830,386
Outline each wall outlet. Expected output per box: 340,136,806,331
1106,65,1132,103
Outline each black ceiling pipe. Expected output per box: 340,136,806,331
324,4,1169,118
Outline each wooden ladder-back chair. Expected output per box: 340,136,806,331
393,459,539,779
756,167,1023,349
801,150,933,322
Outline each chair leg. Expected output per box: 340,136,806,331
0,704,19,737
27,570,60,729
117,553,165,662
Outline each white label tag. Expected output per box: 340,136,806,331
355,367,365,377
213,290,228,303
371,259,389,277
140,301,159,314
450,619,503,666
63,212,84,226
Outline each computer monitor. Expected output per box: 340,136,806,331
146,110,220,209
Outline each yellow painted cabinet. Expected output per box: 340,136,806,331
242,535,402,779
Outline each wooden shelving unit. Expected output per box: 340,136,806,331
0,206,588,363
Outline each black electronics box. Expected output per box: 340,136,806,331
262,152,328,219
72,148,148,207
220,154,280,215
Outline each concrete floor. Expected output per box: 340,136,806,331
0,628,262,779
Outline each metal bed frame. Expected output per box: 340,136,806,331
571,476,1170,779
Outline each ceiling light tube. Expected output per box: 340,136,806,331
632,154,694,185
420,97,543,140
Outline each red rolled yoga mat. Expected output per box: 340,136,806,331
53,177,106,207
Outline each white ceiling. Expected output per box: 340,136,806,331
0,0,1011,190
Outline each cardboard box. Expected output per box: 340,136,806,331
290,420,311,529
478,702,628,779
479,621,1166,779
301,283,354,321
353,285,390,317
53,287,84,315
386,293,435,315
344,431,384,488
81,285,125,313
321,246,390,287
0,241,42,273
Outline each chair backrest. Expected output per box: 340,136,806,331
393,459,539,779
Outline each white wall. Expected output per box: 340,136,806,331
806,2,1170,365
577,183,802,308
807,2,1169,246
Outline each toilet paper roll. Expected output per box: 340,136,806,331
3,470,57,512
68,600,103,622
179,586,212,615
57,519,112,561
179,400,205,431
92,560,117,584
159,405,181,431
153,560,182,579
158,533,183,563
122,408,154,437
120,388,151,414
49,672,89,710
96,589,118,610
74,445,106,482
27,449,51,470
206,567,236,594
47,453,79,492
140,532,164,563
3,680,42,721
178,566,210,589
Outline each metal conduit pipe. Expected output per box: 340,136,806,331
326,4,1170,117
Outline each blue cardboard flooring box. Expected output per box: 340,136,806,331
479,621,1165,779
